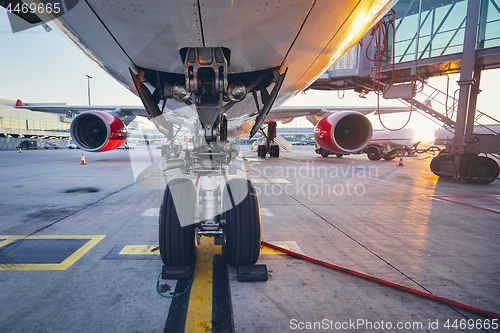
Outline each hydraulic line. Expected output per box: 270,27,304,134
261,240,500,320
414,141,442,154
368,11,427,132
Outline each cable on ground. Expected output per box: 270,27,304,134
261,240,500,320
156,273,193,299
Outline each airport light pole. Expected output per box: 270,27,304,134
85,74,92,105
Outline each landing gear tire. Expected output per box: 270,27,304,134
366,147,381,161
335,154,344,158
222,179,261,266
320,149,329,158
159,178,197,266
269,145,280,158
257,145,267,158
463,156,499,185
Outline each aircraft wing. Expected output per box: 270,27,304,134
267,106,411,124
14,99,149,118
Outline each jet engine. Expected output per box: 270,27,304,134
313,111,373,154
70,111,127,152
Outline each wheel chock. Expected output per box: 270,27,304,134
162,264,192,280
214,235,224,245
237,264,268,282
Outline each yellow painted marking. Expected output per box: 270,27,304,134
262,241,304,255
267,178,292,184
250,178,270,184
0,235,105,270
184,239,221,333
251,178,291,184
260,244,290,255
0,236,16,248
119,245,159,255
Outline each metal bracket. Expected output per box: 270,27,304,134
129,68,161,119
130,68,175,139
249,68,287,138
184,48,228,94
183,48,229,142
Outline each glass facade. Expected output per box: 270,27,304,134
0,116,70,132
384,0,500,65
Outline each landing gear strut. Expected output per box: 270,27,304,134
257,121,280,158
153,47,263,270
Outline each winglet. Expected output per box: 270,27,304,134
15,99,24,107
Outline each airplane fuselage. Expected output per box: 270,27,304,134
53,0,396,130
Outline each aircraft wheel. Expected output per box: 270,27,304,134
320,149,329,158
270,145,280,158
464,156,499,185
159,178,197,266
222,179,261,266
335,154,343,158
366,147,381,161
257,145,267,158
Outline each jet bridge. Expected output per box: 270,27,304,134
311,0,500,184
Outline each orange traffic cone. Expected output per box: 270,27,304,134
398,154,404,166
80,153,87,165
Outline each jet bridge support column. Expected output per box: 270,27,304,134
432,0,499,184
450,0,479,158
465,69,481,142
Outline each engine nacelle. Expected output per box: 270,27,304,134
70,111,127,152
313,111,372,154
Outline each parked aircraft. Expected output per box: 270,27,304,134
5,0,397,269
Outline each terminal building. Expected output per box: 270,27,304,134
0,98,71,150
0,98,165,150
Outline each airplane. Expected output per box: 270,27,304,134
4,0,397,270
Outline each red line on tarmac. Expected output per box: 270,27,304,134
431,195,500,199
261,240,500,320
430,196,500,215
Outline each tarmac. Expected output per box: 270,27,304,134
0,145,499,333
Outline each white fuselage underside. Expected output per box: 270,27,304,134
52,0,395,137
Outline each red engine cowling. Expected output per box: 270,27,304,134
70,111,127,152
313,111,372,154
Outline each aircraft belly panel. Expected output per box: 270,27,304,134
86,0,202,73
52,0,395,118
83,0,316,74
198,0,315,73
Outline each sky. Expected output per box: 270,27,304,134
1,9,499,142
